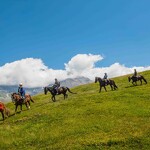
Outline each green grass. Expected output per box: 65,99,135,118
0,71,150,150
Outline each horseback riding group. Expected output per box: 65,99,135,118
0,69,148,121
95,69,147,92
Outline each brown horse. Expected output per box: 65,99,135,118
0,101,9,121
11,93,34,113
95,77,118,92
128,75,147,85
44,86,77,102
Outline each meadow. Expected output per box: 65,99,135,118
0,71,150,150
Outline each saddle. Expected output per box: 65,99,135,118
132,75,141,80
53,87,63,94
103,79,109,85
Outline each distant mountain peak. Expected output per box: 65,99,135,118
0,76,92,103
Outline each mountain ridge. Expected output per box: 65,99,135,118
0,76,92,103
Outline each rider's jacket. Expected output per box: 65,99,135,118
18,87,25,97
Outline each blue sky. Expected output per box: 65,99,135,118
0,0,150,87
0,0,150,68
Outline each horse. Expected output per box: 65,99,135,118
95,77,118,92
0,101,9,121
11,93,34,113
44,86,77,102
128,75,147,85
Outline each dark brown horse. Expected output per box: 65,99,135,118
11,93,34,113
128,75,147,85
0,101,9,121
95,77,118,92
44,86,77,102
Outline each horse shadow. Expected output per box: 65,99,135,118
125,85,138,88
125,83,147,88
35,101,50,108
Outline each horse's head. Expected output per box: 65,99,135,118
11,92,21,102
44,87,47,95
11,93,17,103
95,77,101,83
95,77,98,83
128,76,131,82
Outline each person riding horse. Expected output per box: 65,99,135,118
52,78,60,94
18,83,26,102
128,69,147,85
131,69,139,81
103,73,109,85
133,69,137,77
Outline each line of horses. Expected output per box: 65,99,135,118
95,75,147,93
0,74,147,121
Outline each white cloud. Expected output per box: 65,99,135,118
0,54,149,88
65,54,103,75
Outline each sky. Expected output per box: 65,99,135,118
0,0,150,87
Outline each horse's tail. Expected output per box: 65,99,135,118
66,87,77,94
112,80,118,89
29,95,34,103
26,94,34,103
114,82,118,89
141,75,147,84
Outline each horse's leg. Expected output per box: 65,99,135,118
104,86,107,92
20,104,22,112
15,104,18,114
135,81,137,86
28,101,30,109
64,94,68,99
140,79,142,85
25,102,29,110
142,77,147,84
66,94,68,99
110,84,113,90
132,81,136,86
54,96,56,102
52,95,56,102
99,86,102,92
112,84,116,90
1,111,4,121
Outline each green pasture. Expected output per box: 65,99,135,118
0,71,150,150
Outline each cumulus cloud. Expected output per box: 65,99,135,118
0,54,150,87
65,54,103,76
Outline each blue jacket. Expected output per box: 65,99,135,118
18,87,25,97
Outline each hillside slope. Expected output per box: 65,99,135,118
0,71,150,150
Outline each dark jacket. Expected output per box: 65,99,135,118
18,87,25,97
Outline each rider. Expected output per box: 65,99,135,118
133,69,137,77
18,83,26,102
53,78,60,94
103,73,108,85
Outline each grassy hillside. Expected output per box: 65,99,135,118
0,71,150,150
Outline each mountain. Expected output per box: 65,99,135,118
59,76,92,88
0,85,42,103
0,76,92,103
